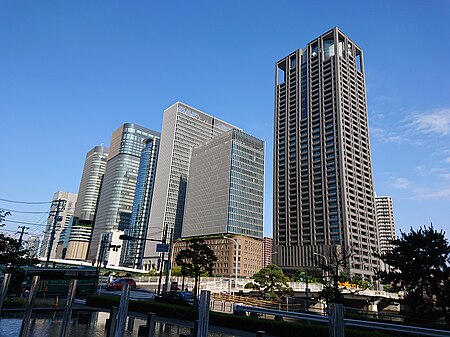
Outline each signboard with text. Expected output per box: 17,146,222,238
156,244,169,252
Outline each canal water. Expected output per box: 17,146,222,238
0,311,235,337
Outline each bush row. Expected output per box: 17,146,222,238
85,295,395,337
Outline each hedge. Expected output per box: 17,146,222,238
86,295,396,337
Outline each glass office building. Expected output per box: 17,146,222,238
144,102,237,269
87,123,160,261
182,129,264,239
122,136,160,268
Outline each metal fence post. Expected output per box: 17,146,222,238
114,283,131,337
0,273,11,314
107,306,118,337
127,316,135,331
59,279,78,337
19,275,40,337
328,303,345,337
146,312,156,337
197,290,211,337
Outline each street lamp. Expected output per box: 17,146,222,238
222,236,239,292
313,252,329,278
119,231,166,294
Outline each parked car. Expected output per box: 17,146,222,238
107,277,136,291
154,291,194,306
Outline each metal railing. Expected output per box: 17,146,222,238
234,305,450,337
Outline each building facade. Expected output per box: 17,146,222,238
73,145,109,221
263,237,274,267
122,136,160,269
26,235,40,258
145,102,237,268
64,145,109,260
375,196,396,255
87,123,160,264
273,28,379,280
172,235,263,278
40,191,77,259
182,129,264,239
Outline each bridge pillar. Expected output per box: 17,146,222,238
366,299,381,313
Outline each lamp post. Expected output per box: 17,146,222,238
314,252,329,278
167,237,189,291
222,236,239,292
118,230,165,294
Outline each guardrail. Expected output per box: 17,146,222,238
235,305,450,337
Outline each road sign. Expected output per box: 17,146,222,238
156,244,169,252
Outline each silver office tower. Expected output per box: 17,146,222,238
182,129,264,238
145,102,237,268
122,137,160,269
273,28,379,279
73,145,109,222
65,145,109,260
87,124,160,262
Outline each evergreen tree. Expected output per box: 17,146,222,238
377,225,450,322
252,264,292,300
175,238,217,305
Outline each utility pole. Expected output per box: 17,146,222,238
45,199,66,267
17,226,29,246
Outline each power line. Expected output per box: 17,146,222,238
0,208,49,214
0,197,51,205
0,229,17,233
5,220,48,227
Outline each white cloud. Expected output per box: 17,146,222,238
431,168,450,181
414,188,450,200
408,109,450,135
370,127,404,143
392,177,411,189
415,165,427,177
444,157,450,163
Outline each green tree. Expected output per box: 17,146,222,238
377,225,450,322
0,210,11,227
174,238,217,305
292,269,321,283
0,233,39,272
253,264,292,300
170,265,183,277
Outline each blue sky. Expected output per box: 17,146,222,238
0,1,449,241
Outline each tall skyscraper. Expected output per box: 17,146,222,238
65,145,109,260
74,145,109,221
40,191,77,259
122,136,160,269
182,129,264,239
145,102,237,268
180,129,265,277
87,123,160,263
375,196,396,255
273,28,379,280
26,235,41,258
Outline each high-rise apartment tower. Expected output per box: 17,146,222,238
273,28,379,279
40,191,77,259
375,196,395,255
